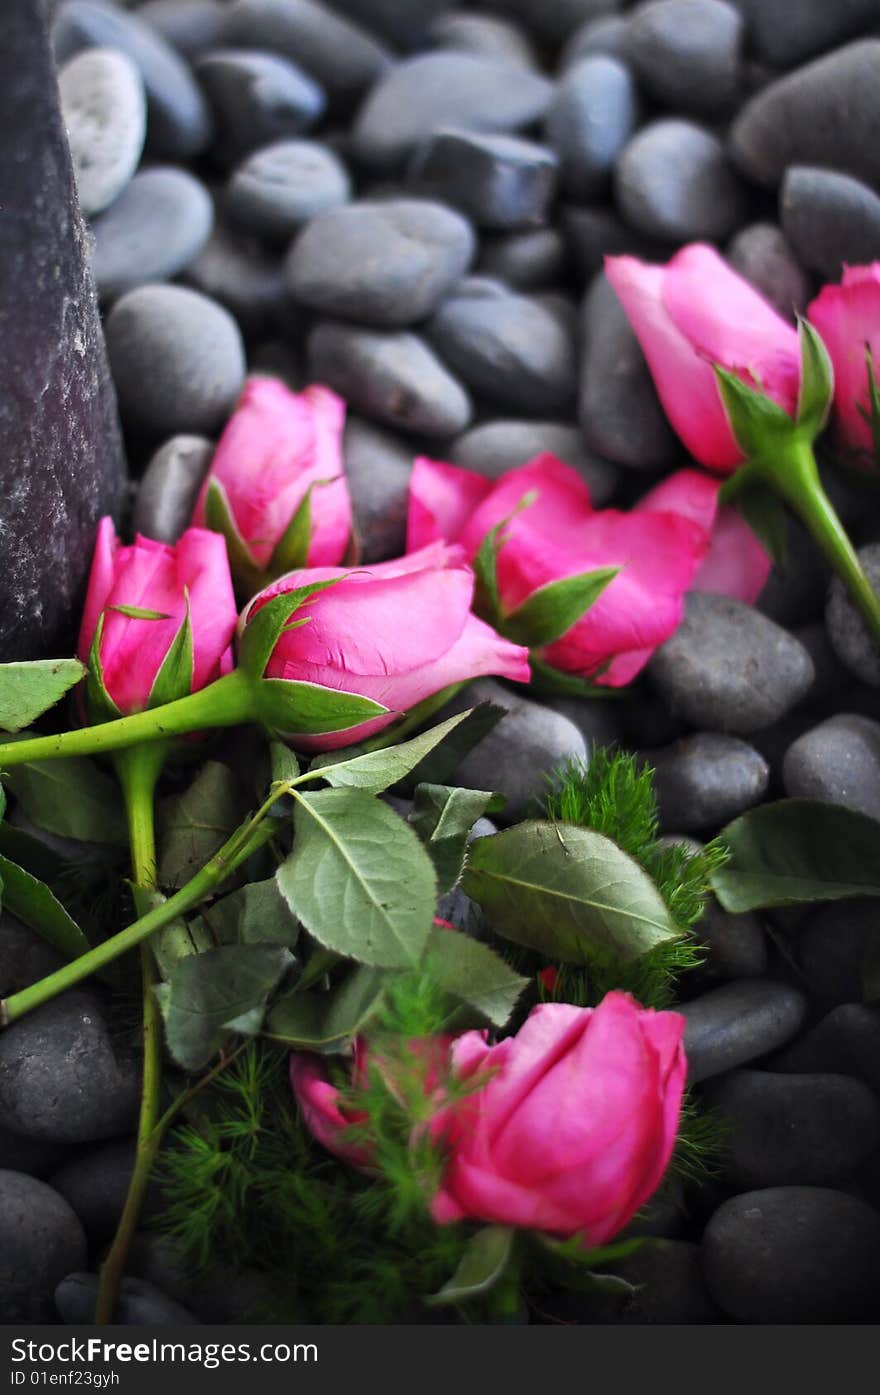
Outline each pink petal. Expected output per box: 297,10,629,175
406,457,492,551
77,516,120,664
809,269,880,457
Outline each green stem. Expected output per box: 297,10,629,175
0,670,255,770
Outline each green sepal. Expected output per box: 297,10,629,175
714,365,795,461
85,615,122,726
426,1227,515,1308
268,485,314,576
106,604,172,621
527,654,620,699
254,679,389,737
472,491,537,628
501,566,620,650
147,595,194,709
238,578,342,679
204,478,265,593
796,317,834,440
857,345,880,467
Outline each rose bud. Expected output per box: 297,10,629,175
808,264,880,465
192,376,352,592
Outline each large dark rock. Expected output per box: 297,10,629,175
0,0,126,660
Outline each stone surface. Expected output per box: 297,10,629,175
135,0,228,59
105,284,246,437
545,1240,720,1324
55,1273,200,1325
0,1172,87,1322
307,322,472,437
429,12,538,68
645,733,769,833
696,900,768,985
58,47,146,217
798,901,878,1005
545,55,639,201
51,1139,162,1241
0,915,64,998
783,713,880,819
196,49,325,166
701,1188,880,1322
478,228,568,291
408,130,558,231
733,0,879,68
757,517,829,628
485,0,625,47
771,1003,880,1094
648,592,816,735
781,166,880,281
224,140,351,244
52,0,212,158
90,165,214,302
182,224,289,339
624,0,742,112
560,15,629,67
579,271,677,468
826,541,880,685
330,0,457,50
681,980,808,1083
353,53,554,172
562,205,669,285
133,435,213,543
286,199,476,327
0,2,126,661
730,41,880,189
125,1232,278,1323
450,419,618,504
615,119,747,242
0,1125,69,1182
726,222,810,321
343,416,414,563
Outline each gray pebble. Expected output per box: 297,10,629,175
784,712,880,817
286,199,476,328
798,900,878,1005
771,1003,880,1093
562,205,671,285
782,165,880,281
105,284,246,437
624,0,743,113
733,0,880,69
579,270,678,468
125,1231,277,1323
826,543,880,686
545,695,623,751
196,49,325,166
135,0,228,59
560,16,629,68
545,1240,720,1324
645,733,770,834
615,119,747,243
55,1273,200,1325
648,592,816,735
730,40,880,189
0,1125,69,1182
329,0,457,50
704,1070,880,1189
426,283,577,416
450,418,618,505
681,980,808,1083
307,321,472,437
225,140,351,244
408,130,558,232
0,914,64,999
343,416,414,563
353,53,554,172
90,166,214,303
486,0,626,48
58,47,146,218
478,228,568,291
726,222,810,322
51,1138,163,1241
182,224,289,339
757,517,829,628
428,12,538,68
52,0,212,158
696,899,768,985
545,55,639,202
0,1172,86,1322
791,621,850,707
133,435,214,543
702,1188,880,1322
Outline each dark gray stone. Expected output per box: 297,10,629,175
52,0,212,158
545,695,623,751
696,900,768,985
783,713,880,819
428,12,538,68
545,55,639,201
478,228,568,291
182,224,289,339
624,0,743,113
223,0,391,112
730,41,880,189
0,1172,86,1322
485,0,625,47
791,621,850,708
58,47,146,217
0,915,64,999
562,205,670,285
701,1188,880,1323
195,49,325,166
726,222,810,322
771,1003,880,1094
544,1240,720,1324
826,541,880,685
560,15,629,68
286,199,476,327
798,901,879,1005
426,283,577,415
733,0,880,68
579,271,677,468
343,416,414,563
51,1139,163,1241
408,130,558,231
133,435,214,543
125,1232,278,1322
450,419,618,505
90,166,214,303
704,1070,880,1188
307,322,472,437
645,733,769,834
648,592,816,735
105,284,246,437
135,0,228,59
329,0,456,50
615,119,747,242
681,980,809,1083
353,53,554,172
55,1273,200,1325
781,166,880,281
757,517,829,627
224,140,351,244
0,1,127,662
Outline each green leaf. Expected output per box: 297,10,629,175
796,317,834,440
501,567,619,649
268,485,314,575
462,821,679,966
265,964,389,1049
422,923,526,1028
0,854,91,959
203,877,300,948
151,911,216,981
0,659,86,734
277,788,437,969
735,482,788,566
238,579,341,679
270,741,300,786
2,757,127,845
158,761,241,889
714,365,795,460
161,943,295,1072
147,601,194,708
307,710,494,796
399,702,506,792
254,679,389,738
410,783,499,894
711,799,880,913
427,1226,514,1307
0,821,66,884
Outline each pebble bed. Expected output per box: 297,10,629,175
3,0,880,1325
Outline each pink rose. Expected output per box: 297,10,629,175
241,542,531,750
605,244,801,473
431,994,687,1246
406,454,709,686
289,1042,373,1170
77,517,238,715
808,264,880,462
193,376,351,571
